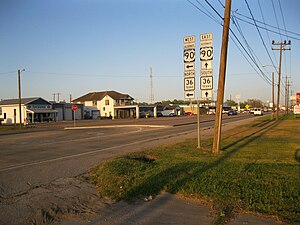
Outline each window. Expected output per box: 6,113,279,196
14,109,16,116
4,113,6,119
103,107,105,111
92,101,97,106
0,107,2,115
105,100,109,105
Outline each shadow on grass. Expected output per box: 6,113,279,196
221,119,280,151
295,149,300,178
123,119,282,200
124,121,278,199
105,118,299,225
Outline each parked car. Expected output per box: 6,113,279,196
253,108,263,116
185,112,193,116
227,110,237,116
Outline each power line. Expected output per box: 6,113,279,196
25,71,183,78
271,0,283,42
244,0,278,74
234,16,300,41
203,0,272,85
257,0,278,65
186,0,221,25
278,0,288,38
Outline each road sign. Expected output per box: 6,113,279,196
200,47,213,61
184,77,195,91
200,69,213,77
201,61,212,70
72,105,78,111
200,40,213,48
201,90,212,98
184,71,195,77
184,91,195,99
184,62,195,71
200,76,213,90
200,33,213,41
184,35,196,44
184,49,196,62
184,43,195,49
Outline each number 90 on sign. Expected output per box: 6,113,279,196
183,49,196,63
200,47,213,61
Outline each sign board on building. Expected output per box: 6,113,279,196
294,105,300,115
296,92,300,104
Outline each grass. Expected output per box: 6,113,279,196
89,115,300,224
0,125,30,131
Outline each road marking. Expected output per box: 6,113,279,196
64,124,170,130
0,128,193,173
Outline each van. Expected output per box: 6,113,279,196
253,108,263,116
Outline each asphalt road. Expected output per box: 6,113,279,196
0,113,274,225
0,114,254,199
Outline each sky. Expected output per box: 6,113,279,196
0,0,299,104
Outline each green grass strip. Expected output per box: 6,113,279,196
90,115,300,224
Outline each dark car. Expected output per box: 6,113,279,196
227,110,237,116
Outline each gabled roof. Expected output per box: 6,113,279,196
0,97,51,105
72,91,134,102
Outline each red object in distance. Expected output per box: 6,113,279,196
72,105,78,111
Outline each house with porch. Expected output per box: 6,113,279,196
72,90,145,119
0,97,57,124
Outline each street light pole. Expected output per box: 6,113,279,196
18,69,25,128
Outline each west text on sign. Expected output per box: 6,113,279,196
184,36,196,43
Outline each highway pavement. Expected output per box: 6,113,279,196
0,113,277,225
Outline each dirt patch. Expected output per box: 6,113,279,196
0,175,110,225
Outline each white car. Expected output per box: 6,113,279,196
253,108,263,116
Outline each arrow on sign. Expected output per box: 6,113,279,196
187,93,194,97
186,65,194,69
205,62,208,69
205,91,209,97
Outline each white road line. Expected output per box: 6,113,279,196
0,129,195,173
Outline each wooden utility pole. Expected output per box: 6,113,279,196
212,0,231,154
272,72,274,120
285,76,288,114
272,40,291,120
18,69,22,128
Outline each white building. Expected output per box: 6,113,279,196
72,90,140,119
0,97,57,124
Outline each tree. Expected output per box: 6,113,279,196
225,99,237,106
244,99,263,108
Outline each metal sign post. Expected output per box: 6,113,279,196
72,105,78,128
